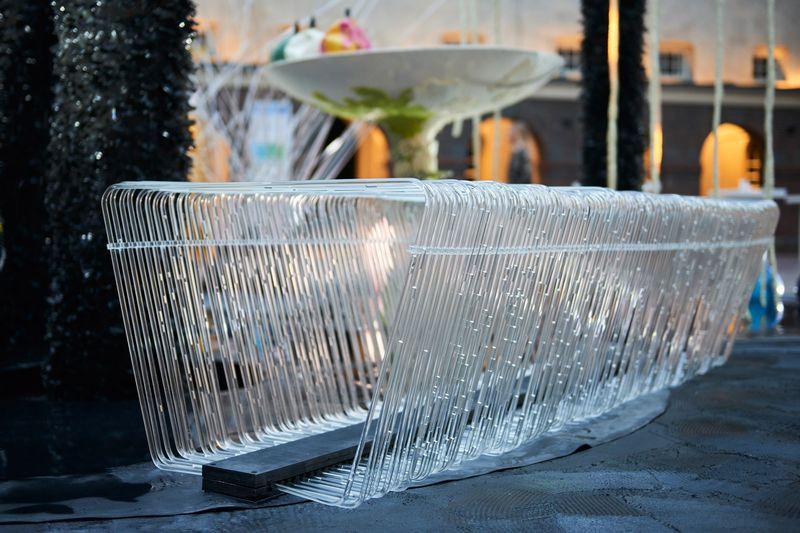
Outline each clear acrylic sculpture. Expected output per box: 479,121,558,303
102,180,777,507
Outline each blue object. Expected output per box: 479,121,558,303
748,260,784,333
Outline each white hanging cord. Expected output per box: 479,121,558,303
451,0,469,142
518,0,526,48
646,0,662,193
470,0,479,44
711,0,724,198
764,0,778,310
606,0,620,190
491,0,502,182
470,1,481,180
459,0,468,44
764,0,776,201
493,0,502,46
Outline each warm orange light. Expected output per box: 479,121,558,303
644,124,663,188
653,124,663,174
479,117,513,182
608,1,619,67
699,123,760,196
188,114,231,182
440,30,487,45
355,124,390,179
476,118,542,184
606,0,620,189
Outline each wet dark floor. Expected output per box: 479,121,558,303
0,398,149,480
2,336,799,531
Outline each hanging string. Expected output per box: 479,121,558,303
764,0,776,200
469,0,479,44
451,0,469,141
606,0,620,190
646,0,662,193
763,0,778,310
711,0,725,198
491,0,502,182
493,0,502,45
459,0,468,44
470,0,481,180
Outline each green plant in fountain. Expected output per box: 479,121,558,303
313,87,443,178
314,87,431,137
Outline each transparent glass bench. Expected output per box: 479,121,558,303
102,179,777,507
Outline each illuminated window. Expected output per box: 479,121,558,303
557,48,580,75
555,36,582,80
753,45,788,83
659,53,684,76
658,41,693,83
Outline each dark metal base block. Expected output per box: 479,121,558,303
201,478,280,502
202,422,374,502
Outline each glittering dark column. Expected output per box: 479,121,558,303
0,2,55,373
581,0,647,190
617,0,646,191
580,0,609,187
45,0,195,398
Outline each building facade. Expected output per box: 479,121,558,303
194,0,800,252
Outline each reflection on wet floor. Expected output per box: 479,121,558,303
2,474,151,516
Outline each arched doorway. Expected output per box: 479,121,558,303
478,117,541,184
699,123,763,196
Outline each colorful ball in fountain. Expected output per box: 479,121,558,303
321,17,371,53
270,26,296,62
284,26,325,60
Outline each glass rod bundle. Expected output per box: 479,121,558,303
102,179,777,507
